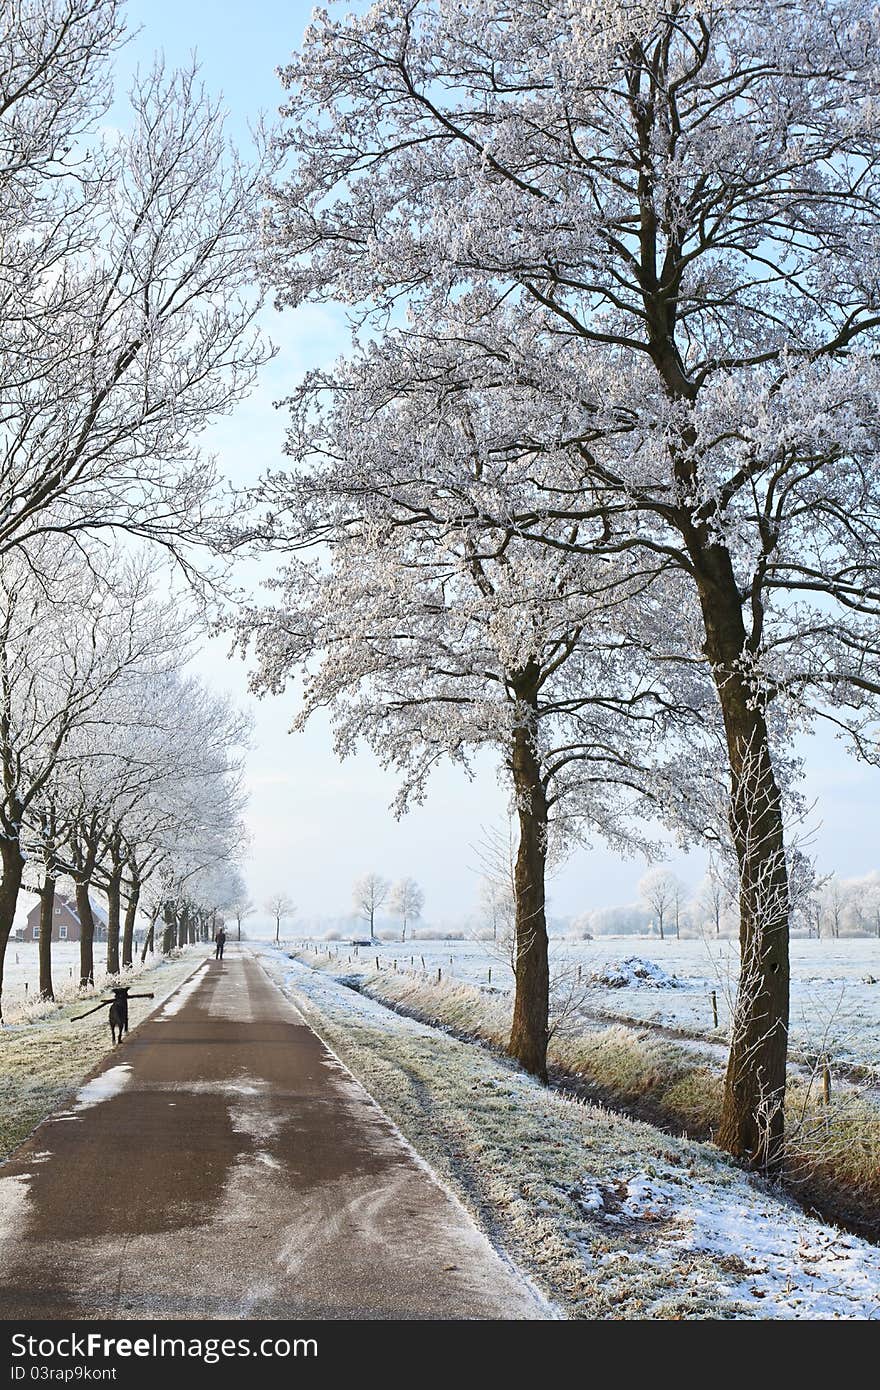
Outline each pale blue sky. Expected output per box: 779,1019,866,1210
118,1,880,932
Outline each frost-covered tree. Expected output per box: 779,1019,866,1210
227,879,255,942
844,872,880,938
16,629,249,990
474,822,519,945
91,669,247,971
127,680,250,958
639,867,678,942
670,877,688,940
238,433,702,1076
265,891,295,944
0,544,184,1006
265,0,880,1168
148,775,248,957
696,867,733,939
1,3,268,573
352,874,389,942
821,876,847,940
389,877,424,942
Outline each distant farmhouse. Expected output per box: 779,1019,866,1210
20,895,109,944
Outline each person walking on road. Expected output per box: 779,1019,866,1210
214,927,227,960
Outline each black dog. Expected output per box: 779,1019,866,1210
109,988,129,1044
108,987,154,1044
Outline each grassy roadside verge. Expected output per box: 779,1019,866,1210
258,946,880,1320
0,949,205,1160
301,950,880,1242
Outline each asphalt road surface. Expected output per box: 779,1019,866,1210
0,949,547,1320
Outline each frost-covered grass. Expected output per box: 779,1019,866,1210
291,944,880,1240
295,935,880,1075
0,948,204,1160
257,945,880,1320
1,941,168,1025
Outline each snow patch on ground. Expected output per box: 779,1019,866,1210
227,1095,286,1148
59,1064,133,1116
576,1171,880,1318
171,1079,264,1097
587,957,681,989
0,1174,31,1248
157,962,208,1018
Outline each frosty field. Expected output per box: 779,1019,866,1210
296,935,880,1076
260,944,880,1319
0,941,154,1024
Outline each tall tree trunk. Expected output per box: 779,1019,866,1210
0,837,25,1019
38,871,56,1000
122,878,139,969
140,920,154,962
161,901,175,955
695,545,790,1172
76,881,95,987
177,904,188,950
106,866,122,976
140,906,158,963
507,668,550,1082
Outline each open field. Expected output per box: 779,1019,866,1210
1,942,157,1025
285,935,880,1244
296,935,880,1076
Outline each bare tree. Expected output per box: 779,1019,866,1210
266,893,295,944
697,867,731,939
639,869,680,943
1,6,269,575
671,878,689,941
821,877,847,940
229,889,255,943
353,874,389,941
389,877,424,943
